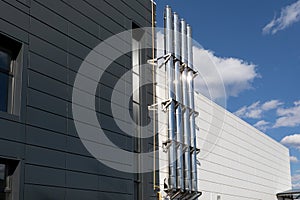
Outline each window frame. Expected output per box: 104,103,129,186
0,163,6,199
0,33,23,117
0,158,21,200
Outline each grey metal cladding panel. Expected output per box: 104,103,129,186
0,139,25,159
102,129,132,151
63,0,126,34
30,0,68,33
66,188,98,200
98,83,128,104
28,70,69,101
68,59,130,92
25,164,65,187
66,153,99,174
68,38,92,62
26,107,67,134
97,114,129,136
98,160,134,180
99,176,133,194
107,58,128,79
29,35,67,67
99,26,114,41
29,17,68,50
136,0,152,11
67,118,78,137
0,18,28,43
25,145,66,169
99,192,132,200
27,88,68,117
0,119,25,142
84,0,126,28
0,0,29,31
68,22,100,50
66,171,98,190
29,52,68,84
24,184,65,200
66,136,93,157
68,53,83,73
104,0,149,27
16,0,30,8
2,0,30,12
122,0,152,23
36,0,99,37
26,126,67,151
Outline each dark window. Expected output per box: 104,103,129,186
0,164,5,200
0,50,12,112
0,159,21,200
0,33,22,115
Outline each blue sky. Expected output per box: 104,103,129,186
155,0,300,188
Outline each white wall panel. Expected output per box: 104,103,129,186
157,88,291,199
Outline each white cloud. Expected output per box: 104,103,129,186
290,156,299,163
292,174,300,188
281,134,300,149
293,174,300,183
263,0,300,34
274,101,300,128
234,100,282,119
193,48,258,101
253,120,270,131
261,100,284,111
293,181,300,189
295,100,300,106
156,31,259,101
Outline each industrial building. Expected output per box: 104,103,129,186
0,0,291,200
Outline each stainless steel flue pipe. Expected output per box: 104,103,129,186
174,12,184,191
181,19,192,192
187,25,198,193
165,5,177,190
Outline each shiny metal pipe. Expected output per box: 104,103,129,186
174,12,184,191
187,25,198,192
165,5,176,189
181,19,192,192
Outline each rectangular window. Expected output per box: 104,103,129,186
0,50,11,113
0,159,21,200
0,33,22,116
0,164,5,200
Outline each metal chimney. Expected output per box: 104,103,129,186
181,19,192,192
174,12,184,191
187,25,198,193
165,5,177,190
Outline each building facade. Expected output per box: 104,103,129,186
0,0,291,200
0,0,155,199
156,90,291,200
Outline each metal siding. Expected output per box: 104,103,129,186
0,0,153,199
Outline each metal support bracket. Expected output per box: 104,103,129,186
191,147,201,155
162,139,172,152
147,53,172,68
164,188,186,200
148,98,179,112
190,110,199,118
180,63,199,78
161,98,173,112
182,191,202,200
163,139,190,153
